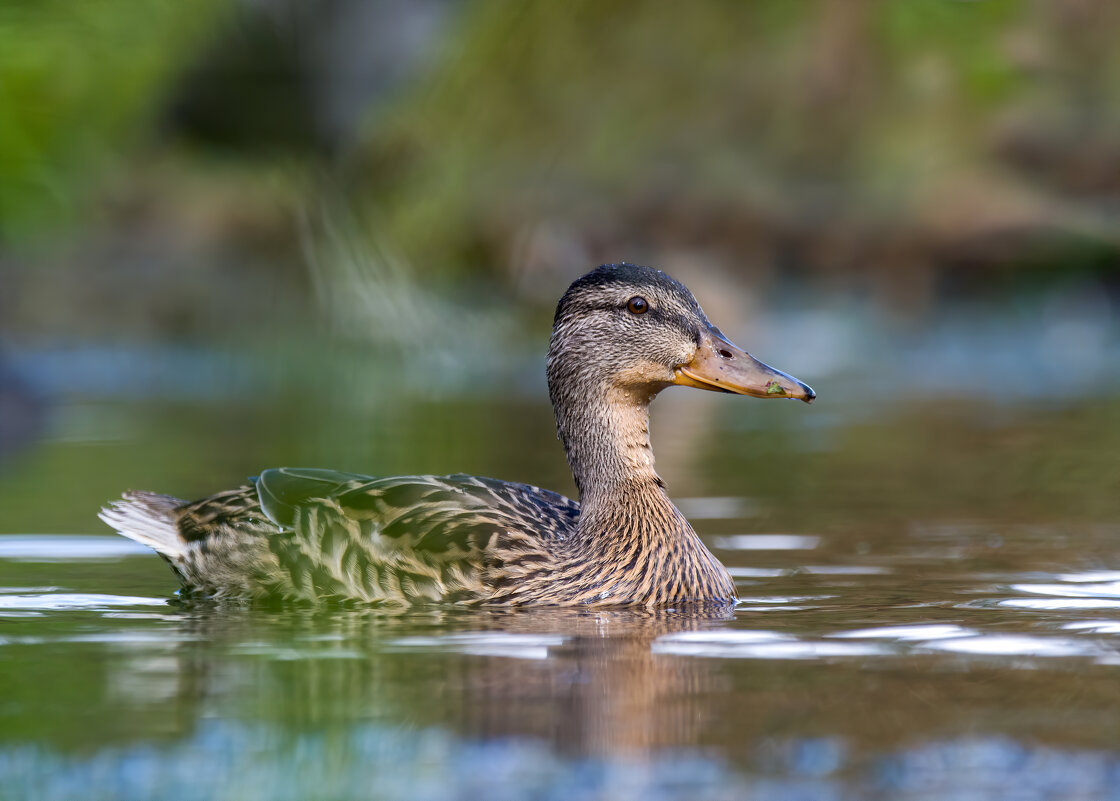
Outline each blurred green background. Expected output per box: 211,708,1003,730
1,0,1118,532
4,6,1120,797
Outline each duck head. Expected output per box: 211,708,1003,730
547,263,815,406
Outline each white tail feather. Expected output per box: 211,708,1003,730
98,491,187,560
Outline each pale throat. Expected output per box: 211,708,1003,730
554,382,666,507
554,379,708,575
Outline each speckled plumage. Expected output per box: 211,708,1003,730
100,263,813,606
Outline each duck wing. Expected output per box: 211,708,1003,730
258,467,581,603
103,467,580,604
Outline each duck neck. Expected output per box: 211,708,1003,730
547,371,735,603
551,383,686,543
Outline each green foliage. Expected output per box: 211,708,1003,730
355,0,1120,277
0,0,228,242
3,0,1119,292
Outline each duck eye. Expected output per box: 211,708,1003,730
626,296,649,315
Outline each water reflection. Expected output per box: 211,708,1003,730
9,726,1120,801
6,548,1120,799
179,606,739,758
653,630,888,660
2,386,1120,797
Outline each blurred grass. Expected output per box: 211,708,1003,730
3,0,1119,308
0,0,229,241
354,0,1120,286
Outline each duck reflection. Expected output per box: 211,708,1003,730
161,604,735,758
425,606,735,755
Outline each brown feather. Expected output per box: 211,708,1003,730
100,264,747,607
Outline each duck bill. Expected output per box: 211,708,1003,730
673,329,816,403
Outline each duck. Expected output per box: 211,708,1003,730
99,263,815,606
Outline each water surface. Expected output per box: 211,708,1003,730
2,384,1120,800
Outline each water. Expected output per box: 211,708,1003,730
4,528,1120,800
2,378,1120,799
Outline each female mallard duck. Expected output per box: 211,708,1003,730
100,263,814,606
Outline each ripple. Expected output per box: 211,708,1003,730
1057,571,1120,583
1011,581,1120,599
0,593,168,611
737,595,834,605
231,644,367,660
727,565,890,578
389,632,566,660
658,630,793,644
653,630,887,660
675,496,757,520
655,622,1120,663
0,536,152,562
711,535,820,550
1000,598,1120,610
727,567,786,578
923,634,1096,658
1062,620,1120,635
1002,578,1120,610
802,565,891,575
831,624,975,642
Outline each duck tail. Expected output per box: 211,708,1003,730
98,491,188,560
